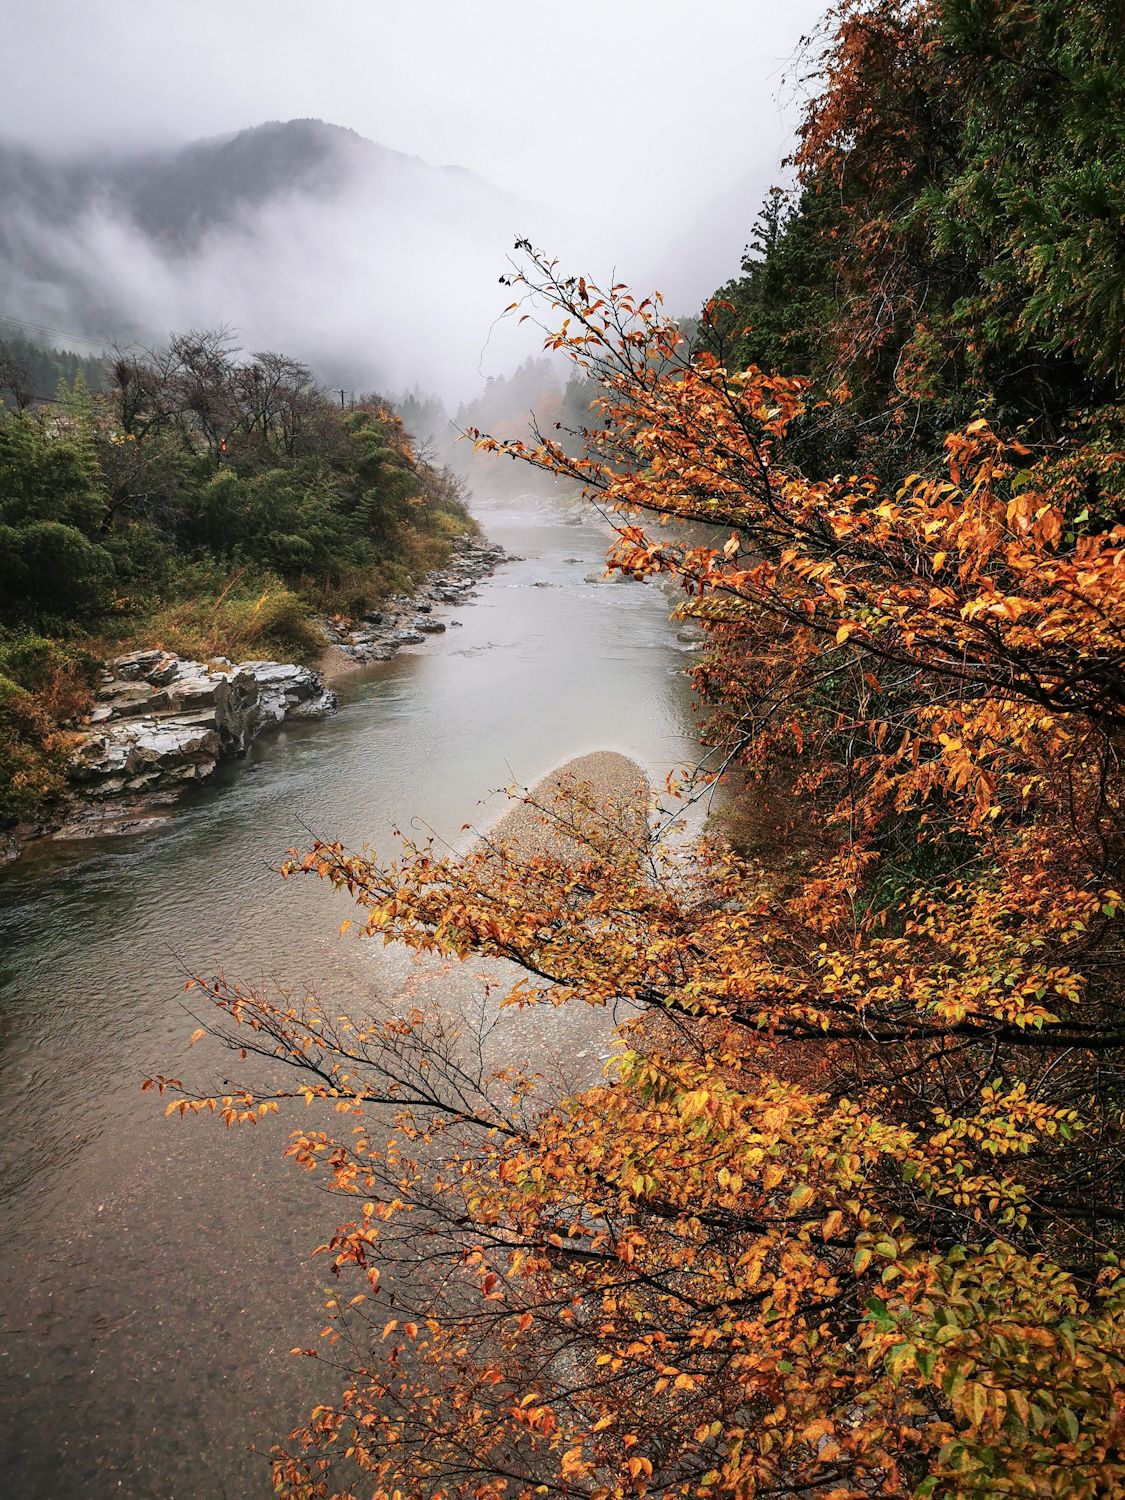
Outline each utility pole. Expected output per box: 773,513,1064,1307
338,389,346,409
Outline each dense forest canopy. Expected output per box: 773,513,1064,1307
0,328,108,409
0,330,474,826
706,0,1125,488
0,332,472,631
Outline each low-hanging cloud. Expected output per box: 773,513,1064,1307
1,127,573,402
0,2,828,409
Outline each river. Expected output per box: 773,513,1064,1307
0,488,705,1499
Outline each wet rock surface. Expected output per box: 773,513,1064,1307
5,534,509,860
675,620,707,653
56,653,337,841
316,535,509,666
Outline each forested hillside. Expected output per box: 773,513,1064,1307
0,333,473,826
0,117,529,395
0,329,108,407
706,0,1124,485
163,5,1125,1498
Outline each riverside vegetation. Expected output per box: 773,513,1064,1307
0,331,476,836
140,0,1121,1495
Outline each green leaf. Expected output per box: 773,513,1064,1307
942,1369,966,1402
885,1342,916,1380
788,1182,814,1212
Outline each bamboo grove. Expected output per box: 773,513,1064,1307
151,3,1124,1496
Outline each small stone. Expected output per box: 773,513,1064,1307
109,649,163,679
147,656,185,686
95,680,151,705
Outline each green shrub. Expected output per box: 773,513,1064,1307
0,409,104,532
102,523,178,602
0,628,99,710
0,520,114,619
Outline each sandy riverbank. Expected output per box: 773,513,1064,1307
386,750,653,1093
484,749,650,853
318,642,366,684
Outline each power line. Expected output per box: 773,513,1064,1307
0,385,97,407
0,310,116,353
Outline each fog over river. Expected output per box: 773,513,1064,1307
0,488,705,1499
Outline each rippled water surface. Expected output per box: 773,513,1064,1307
0,492,703,1498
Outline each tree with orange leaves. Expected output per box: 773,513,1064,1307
152,234,1125,1498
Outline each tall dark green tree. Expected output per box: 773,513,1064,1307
706,0,1125,483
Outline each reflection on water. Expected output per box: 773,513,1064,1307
0,493,703,1498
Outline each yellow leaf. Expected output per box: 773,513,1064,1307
821,1209,843,1240
789,1182,814,1212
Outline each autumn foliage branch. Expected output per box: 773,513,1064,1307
153,234,1125,1499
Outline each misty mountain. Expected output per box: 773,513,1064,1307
0,119,491,247
0,119,538,396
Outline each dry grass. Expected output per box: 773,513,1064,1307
136,573,323,665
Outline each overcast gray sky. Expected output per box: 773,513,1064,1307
1,1,830,395
2,1,825,274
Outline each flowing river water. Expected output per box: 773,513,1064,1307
0,488,706,1499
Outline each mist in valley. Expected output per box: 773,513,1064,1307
0,0,826,422
1,120,550,404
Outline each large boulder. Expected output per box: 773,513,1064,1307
107,649,165,680
70,716,223,794
68,652,336,798
239,661,338,727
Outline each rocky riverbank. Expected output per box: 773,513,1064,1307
3,651,337,854
316,534,511,676
1,533,514,862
